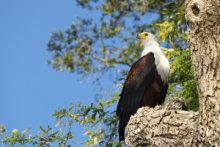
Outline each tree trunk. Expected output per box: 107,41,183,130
186,0,220,145
125,0,220,146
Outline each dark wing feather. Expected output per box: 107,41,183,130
116,52,155,141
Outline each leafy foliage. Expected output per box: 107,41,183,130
2,0,199,146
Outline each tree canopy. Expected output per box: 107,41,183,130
1,0,199,146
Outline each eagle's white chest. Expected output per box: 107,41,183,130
141,43,170,83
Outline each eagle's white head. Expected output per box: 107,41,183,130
136,32,159,45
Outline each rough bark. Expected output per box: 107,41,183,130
162,97,187,111
186,0,220,146
125,0,220,146
125,99,200,146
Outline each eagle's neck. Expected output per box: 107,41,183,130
141,42,170,83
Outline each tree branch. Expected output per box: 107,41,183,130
105,122,117,147
68,140,84,147
125,106,199,146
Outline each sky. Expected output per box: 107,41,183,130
0,1,106,146
0,1,159,146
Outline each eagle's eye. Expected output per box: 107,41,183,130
145,33,148,36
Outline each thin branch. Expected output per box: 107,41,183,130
64,122,73,147
93,67,111,84
46,131,50,147
0,137,4,147
174,86,183,89
105,122,117,147
68,140,84,147
0,140,5,147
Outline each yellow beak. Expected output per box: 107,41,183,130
136,33,147,40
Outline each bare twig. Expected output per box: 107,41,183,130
68,140,84,147
93,67,111,84
174,86,183,89
0,140,5,147
0,128,5,147
105,122,117,147
64,122,72,147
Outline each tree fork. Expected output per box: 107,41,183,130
125,0,220,146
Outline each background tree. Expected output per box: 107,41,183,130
1,0,199,146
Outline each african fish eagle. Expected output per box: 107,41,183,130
116,32,170,141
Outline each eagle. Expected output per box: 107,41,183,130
116,32,170,141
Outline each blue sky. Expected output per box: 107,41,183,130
0,1,160,146
0,1,106,145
